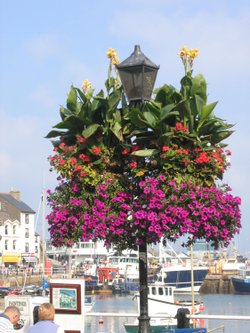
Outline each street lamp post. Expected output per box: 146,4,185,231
117,45,159,333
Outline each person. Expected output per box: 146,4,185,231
0,305,21,333
27,303,64,333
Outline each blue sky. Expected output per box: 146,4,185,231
0,0,249,254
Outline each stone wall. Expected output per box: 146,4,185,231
200,274,235,294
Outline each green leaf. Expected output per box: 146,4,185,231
128,109,147,128
82,124,100,138
143,112,157,128
108,90,121,110
111,122,123,141
75,88,87,104
191,74,207,102
66,86,77,111
211,130,234,144
131,149,158,157
59,106,73,120
53,115,83,131
45,130,65,139
197,102,218,131
160,104,178,121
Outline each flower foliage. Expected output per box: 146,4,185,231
46,47,241,250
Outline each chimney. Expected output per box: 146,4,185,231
10,190,21,201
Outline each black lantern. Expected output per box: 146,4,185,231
116,45,159,103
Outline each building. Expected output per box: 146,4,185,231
0,190,40,267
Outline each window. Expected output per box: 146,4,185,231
5,225,8,235
25,228,29,238
13,225,16,235
25,242,29,252
35,246,38,253
25,214,29,224
13,240,16,250
5,240,8,250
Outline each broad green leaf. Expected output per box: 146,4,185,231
111,122,123,141
197,102,218,131
145,102,161,119
45,130,66,139
108,90,121,110
160,104,178,121
131,149,159,157
211,130,234,144
82,123,100,138
66,85,77,112
53,116,83,131
75,88,87,104
59,106,73,120
128,109,147,128
190,74,207,102
143,112,157,128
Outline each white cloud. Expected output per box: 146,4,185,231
110,8,250,78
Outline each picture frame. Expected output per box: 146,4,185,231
50,283,81,314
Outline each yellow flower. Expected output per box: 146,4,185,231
82,79,92,91
136,170,145,177
178,46,199,73
106,48,117,58
189,48,199,60
106,48,119,65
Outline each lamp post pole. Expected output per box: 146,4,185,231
116,45,159,333
138,241,151,333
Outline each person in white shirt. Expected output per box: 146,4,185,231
0,305,21,333
27,303,64,333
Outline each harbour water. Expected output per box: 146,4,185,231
85,293,250,333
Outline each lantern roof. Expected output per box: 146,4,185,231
116,45,159,70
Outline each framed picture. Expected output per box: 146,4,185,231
50,283,81,314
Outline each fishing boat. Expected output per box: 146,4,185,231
158,264,208,293
158,242,208,293
124,282,205,333
231,266,250,294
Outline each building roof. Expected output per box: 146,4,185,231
0,193,35,214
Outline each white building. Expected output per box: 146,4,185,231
0,190,40,266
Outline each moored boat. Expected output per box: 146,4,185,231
232,266,250,294
124,282,205,333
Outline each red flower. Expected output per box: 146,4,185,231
69,157,77,165
79,154,90,162
92,146,101,155
77,136,87,143
122,149,130,155
131,145,140,152
58,159,66,165
162,146,170,152
175,122,188,132
74,165,82,171
129,161,137,168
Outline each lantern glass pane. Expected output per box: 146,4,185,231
118,66,157,102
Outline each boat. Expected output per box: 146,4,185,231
231,266,250,294
124,282,205,333
158,264,208,293
158,242,208,293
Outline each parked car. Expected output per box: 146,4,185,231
0,287,10,298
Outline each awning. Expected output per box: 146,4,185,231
23,257,37,263
3,256,20,263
